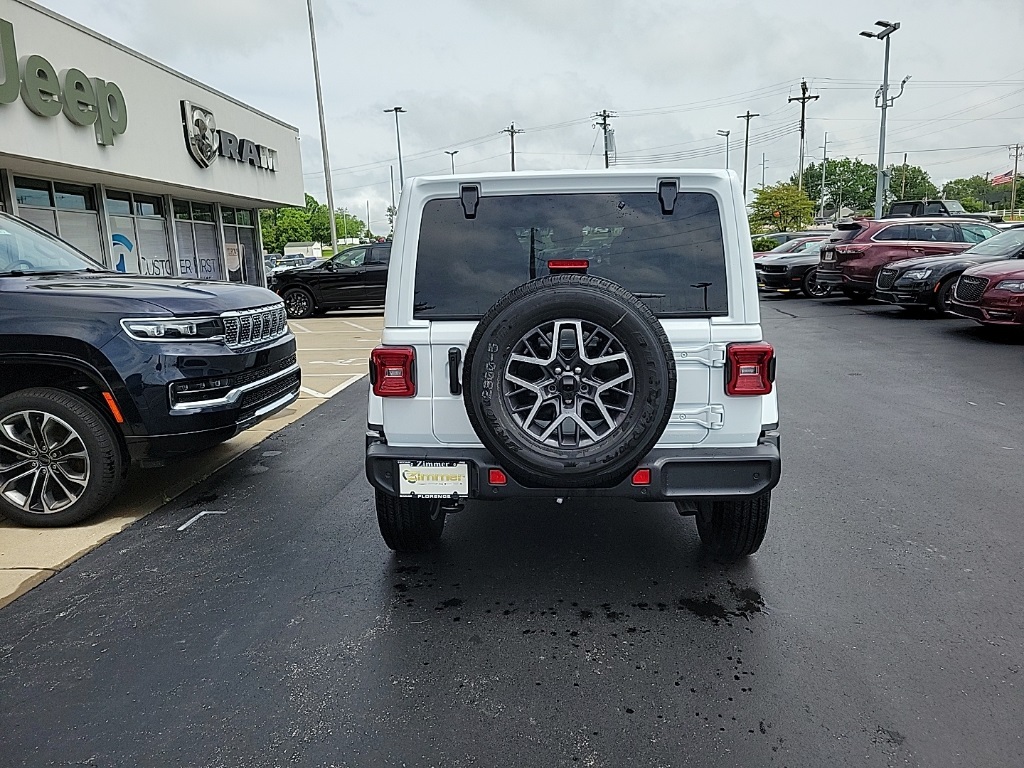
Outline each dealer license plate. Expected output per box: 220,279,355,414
398,461,470,498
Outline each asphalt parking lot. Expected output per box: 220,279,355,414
0,312,382,608
1,297,1023,767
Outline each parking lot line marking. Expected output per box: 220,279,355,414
343,320,376,333
290,322,312,333
177,510,226,531
300,375,366,399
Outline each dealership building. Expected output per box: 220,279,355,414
0,0,304,286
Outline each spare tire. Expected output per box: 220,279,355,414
462,274,676,488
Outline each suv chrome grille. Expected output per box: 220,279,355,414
876,268,899,290
222,304,289,349
954,275,988,304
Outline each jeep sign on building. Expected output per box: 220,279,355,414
0,0,303,285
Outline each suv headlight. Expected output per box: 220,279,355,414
903,269,932,280
120,317,226,341
995,280,1024,293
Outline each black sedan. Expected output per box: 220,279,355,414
269,243,391,319
755,239,831,298
874,227,1024,316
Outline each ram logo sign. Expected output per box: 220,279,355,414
180,100,277,172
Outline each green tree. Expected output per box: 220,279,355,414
793,157,877,213
749,183,814,233
888,163,938,200
942,175,992,204
259,209,281,253
274,207,312,247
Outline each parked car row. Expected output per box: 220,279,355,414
759,217,1024,329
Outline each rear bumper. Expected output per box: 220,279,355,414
815,266,844,288
365,434,781,501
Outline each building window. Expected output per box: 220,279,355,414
221,206,262,286
172,199,224,280
106,190,173,276
14,176,104,264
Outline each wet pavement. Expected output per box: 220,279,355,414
1,297,1022,767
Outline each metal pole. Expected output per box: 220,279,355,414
717,130,730,170
389,165,395,209
761,153,767,189
366,200,370,237
445,150,458,174
384,107,407,192
737,111,759,198
1011,144,1021,214
874,35,892,219
819,132,828,219
306,0,337,253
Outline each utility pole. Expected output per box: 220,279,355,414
366,200,370,237
501,122,525,171
819,132,829,220
901,152,908,197
389,165,395,209
788,79,819,191
1011,143,1022,213
760,153,768,189
737,110,760,198
445,150,459,174
594,110,617,169
306,0,337,254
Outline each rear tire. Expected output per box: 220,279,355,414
694,492,771,561
283,288,315,319
0,388,125,527
375,490,446,553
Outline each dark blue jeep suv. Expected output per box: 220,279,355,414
0,212,301,527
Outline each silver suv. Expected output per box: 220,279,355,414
365,171,780,558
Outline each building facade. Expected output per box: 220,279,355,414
0,0,304,286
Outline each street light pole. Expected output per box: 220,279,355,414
861,20,901,219
717,130,731,170
305,0,337,254
445,150,459,174
384,106,407,193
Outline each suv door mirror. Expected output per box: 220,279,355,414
324,260,335,271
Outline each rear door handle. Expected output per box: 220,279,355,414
448,348,463,395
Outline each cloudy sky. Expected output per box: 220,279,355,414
34,0,1024,229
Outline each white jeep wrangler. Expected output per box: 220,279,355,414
366,170,780,558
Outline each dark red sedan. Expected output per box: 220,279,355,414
950,261,1024,327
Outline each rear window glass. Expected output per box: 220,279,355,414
413,192,727,319
828,224,864,243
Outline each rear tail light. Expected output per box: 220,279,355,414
548,259,589,273
834,246,865,260
488,468,508,486
370,346,416,397
725,342,775,396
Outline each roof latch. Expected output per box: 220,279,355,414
658,179,678,215
460,184,481,219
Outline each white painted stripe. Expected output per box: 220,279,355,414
290,322,312,333
177,510,226,531
344,320,377,333
299,375,365,398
